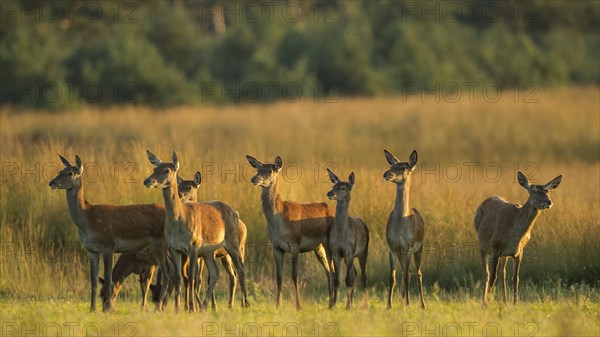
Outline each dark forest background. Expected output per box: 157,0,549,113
1,0,598,109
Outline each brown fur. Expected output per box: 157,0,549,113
247,155,335,310
48,154,169,313
383,149,426,309
99,251,157,310
475,171,563,305
144,151,248,313
326,169,370,310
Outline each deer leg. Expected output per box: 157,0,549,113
182,256,191,312
344,254,356,310
221,255,237,309
314,245,334,309
187,251,199,312
403,252,411,307
481,250,490,307
499,257,508,304
273,248,284,308
225,247,249,308
331,252,342,309
140,266,156,311
488,249,501,304
414,248,426,310
387,251,398,309
358,245,368,290
513,255,522,305
169,248,183,314
398,253,406,299
196,258,206,310
203,254,219,311
290,248,303,311
282,246,299,311
153,242,170,312
102,252,114,312
88,252,100,313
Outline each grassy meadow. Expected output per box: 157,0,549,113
0,87,599,336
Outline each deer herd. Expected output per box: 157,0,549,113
48,150,563,313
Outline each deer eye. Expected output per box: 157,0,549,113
163,168,169,174
68,171,74,176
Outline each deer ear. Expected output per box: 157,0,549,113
517,171,530,189
146,150,162,167
74,155,83,174
544,174,563,190
99,277,105,285
171,151,179,172
176,175,183,185
384,149,399,166
57,153,71,167
327,168,340,184
194,171,202,187
246,155,262,169
274,156,283,171
348,172,355,188
408,150,418,170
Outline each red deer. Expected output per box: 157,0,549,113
383,149,426,309
475,171,562,305
246,155,334,310
48,154,169,312
325,168,369,309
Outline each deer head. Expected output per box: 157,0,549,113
383,149,417,184
517,171,563,210
48,153,84,190
326,168,355,202
98,277,118,305
143,150,179,189
177,171,201,202
246,155,282,187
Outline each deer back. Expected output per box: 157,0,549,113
283,200,335,239
84,203,165,252
475,196,522,254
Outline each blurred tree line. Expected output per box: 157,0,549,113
1,0,598,109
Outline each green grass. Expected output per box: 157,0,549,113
1,293,598,336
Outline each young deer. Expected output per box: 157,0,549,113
475,171,562,306
326,168,369,310
99,251,157,310
177,172,247,310
144,150,248,312
383,149,426,309
48,154,169,312
246,155,335,310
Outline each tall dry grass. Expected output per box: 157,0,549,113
0,87,598,301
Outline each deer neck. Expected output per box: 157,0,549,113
65,183,90,229
162,181,184,222
393,179,412,218
511,199,541,240
111,261,130,286
333,197,351,237
261,177,283,225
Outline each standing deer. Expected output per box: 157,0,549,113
144,150,248,312
325,168,369,310
383,149,426,309
99,251,157,310
246,155,335,310
48,154,169,312
475,171,563,306
177,171,247,310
